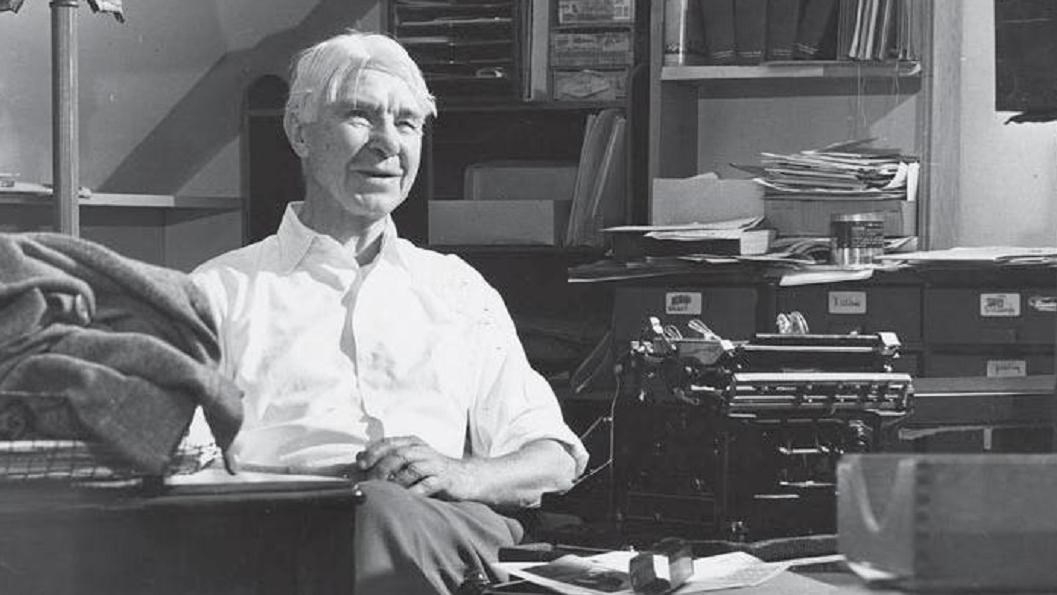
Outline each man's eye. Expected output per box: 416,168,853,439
397,119,423,133
345,110,372,125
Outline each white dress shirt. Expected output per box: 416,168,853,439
191,203,588,477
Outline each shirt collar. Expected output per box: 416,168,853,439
276,202,408,273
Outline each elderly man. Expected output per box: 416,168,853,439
190,31,588,594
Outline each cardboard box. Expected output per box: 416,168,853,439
651,176,764,225
557,0,634,25
463,161,578,201
552,69,628,101
764,199,917,237
551,31,633,68
838,454,1057,591
428,200,572,246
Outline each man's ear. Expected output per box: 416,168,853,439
284,112,310,158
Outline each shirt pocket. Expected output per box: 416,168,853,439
358,323,472,419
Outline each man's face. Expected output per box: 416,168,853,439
298,68,426,220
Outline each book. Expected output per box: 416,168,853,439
793,0,839,59
698,0,737,64
580,115,627,247
862,0,879,60
836,0,858,59
663,0,707,65
733,0,768,64
523,0,550,100
765,0,802,61
565,110,621,246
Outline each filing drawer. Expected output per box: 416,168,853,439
924,287,1057,345
776,285,922,343
924,352,1056,378
611,286,759,347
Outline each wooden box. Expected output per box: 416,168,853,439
839,453,1057,591
463,161,578,201
764,199,916,237
650,176,764,225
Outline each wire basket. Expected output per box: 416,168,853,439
0,391,218,482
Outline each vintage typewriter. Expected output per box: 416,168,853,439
611,313,913,541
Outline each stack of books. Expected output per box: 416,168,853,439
680,0,923,65
837,0,923,61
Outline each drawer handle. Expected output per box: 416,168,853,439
1028,295,1057,313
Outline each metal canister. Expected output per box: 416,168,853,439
831,212,885,267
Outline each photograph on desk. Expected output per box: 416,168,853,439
2,0,1057,593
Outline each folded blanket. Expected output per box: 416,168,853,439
0,232,242,475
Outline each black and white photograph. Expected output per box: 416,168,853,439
0,0,1055,593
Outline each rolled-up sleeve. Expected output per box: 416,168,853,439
466,284,589,477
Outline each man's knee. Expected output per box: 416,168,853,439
355,479,423,531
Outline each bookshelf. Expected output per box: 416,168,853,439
644,0,959,249
0,3,244,272
383,0,647,249
0,192,240,210
378,0,647,377
661,59,921,80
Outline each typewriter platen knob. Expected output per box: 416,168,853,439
845,419,875,452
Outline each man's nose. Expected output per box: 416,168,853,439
368,120,400,157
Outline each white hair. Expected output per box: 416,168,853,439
284,31,436,129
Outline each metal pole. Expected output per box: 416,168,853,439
51,0,79,236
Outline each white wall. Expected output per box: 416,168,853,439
0,0,383,198
958,0,1057,247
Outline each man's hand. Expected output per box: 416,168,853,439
355,435,480,501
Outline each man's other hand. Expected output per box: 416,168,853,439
356,435,480,501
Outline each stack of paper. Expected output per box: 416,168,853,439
748,139,919,202
604,216,775,260
874,246,1057,266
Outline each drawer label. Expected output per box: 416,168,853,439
986,359,1027,378
980,293,1021,317
1028,295,1057,313
665,292,702,316
828,291,867,315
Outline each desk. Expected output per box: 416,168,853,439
0,473,361,594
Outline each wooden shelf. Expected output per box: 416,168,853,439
551,22,634,32
438,100,625,112
662,60,922,82
0,192,241,210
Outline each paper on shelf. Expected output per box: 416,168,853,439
874,246,1057,264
